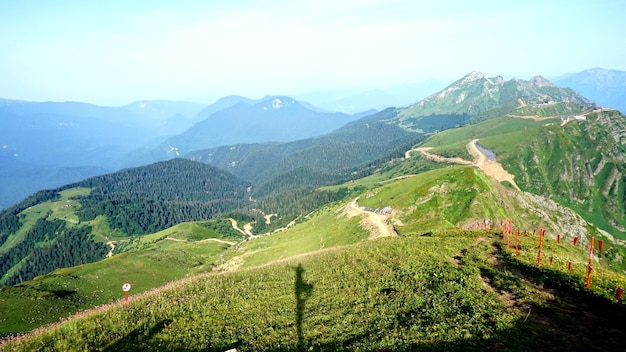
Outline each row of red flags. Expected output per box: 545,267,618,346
469,219,623,302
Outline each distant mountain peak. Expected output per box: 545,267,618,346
396,71,594,128
461,71,486,83
529,75,554,87
272,98,285,109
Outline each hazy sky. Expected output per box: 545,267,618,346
1,0,624,105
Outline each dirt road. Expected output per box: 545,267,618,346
408,141,520,191
345,198,398,239
229,218,253,237
467,139,521,191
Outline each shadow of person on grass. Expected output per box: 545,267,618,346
294,264,314,351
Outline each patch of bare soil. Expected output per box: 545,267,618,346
409,143,521,191
106,241,115,258
345,198,398,239
467,139,521,191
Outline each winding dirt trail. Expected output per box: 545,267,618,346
165,237,186,242
229,218,253,237
165,236,235,245
345,198,398,239
105,241,115,258
199,238,237,245
408,141,520,191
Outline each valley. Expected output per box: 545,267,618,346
1,70,625,350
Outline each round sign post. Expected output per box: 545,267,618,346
122,283,132,305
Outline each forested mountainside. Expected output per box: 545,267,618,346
187,108,423,194
0,159,253,287
66,159,252,235
0,219,108,285
151,96,362,160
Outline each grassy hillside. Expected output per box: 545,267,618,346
478,110,626,239
1,142,625,346
414,110,626,242
2,99,626,346
2,228,624,351
0,221,238,336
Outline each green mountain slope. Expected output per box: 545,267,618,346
187,108,423,194
395,71,594,132
3,228,625,351
0,220,238,335
1,140,625,342
425,111,626,238
482,109,626,237
416,108,626,241
0,159,252,291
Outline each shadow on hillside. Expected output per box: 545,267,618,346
294,264,314,351
102,318,172,352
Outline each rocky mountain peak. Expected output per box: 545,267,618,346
529,75,555,87
460,71,486,83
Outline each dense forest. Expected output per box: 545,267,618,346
0,218,107,286
71,159,252,235
0,189,62,247
188,108,423,187
406,113,470,132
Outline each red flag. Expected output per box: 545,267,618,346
549,256,554,265
618,287,624,302
598,240,603,253
568,262,572,272
557,234,561,244
573,237,579,246
537,249,542,267
585,265,593,288
515,229,519,257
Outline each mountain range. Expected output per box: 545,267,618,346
144,95,368,161
0,95,366,209
554,67,626,113
2,68,623,210
1,68,626,348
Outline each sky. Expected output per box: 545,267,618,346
1,0,625,106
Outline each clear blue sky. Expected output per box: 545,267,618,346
1,0,624,105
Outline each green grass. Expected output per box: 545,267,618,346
358,166,507,234
421,116,550,149
0,187,92,253
0,232,513,351
233,204,369,267
0,221,235,336
3,229,624,351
